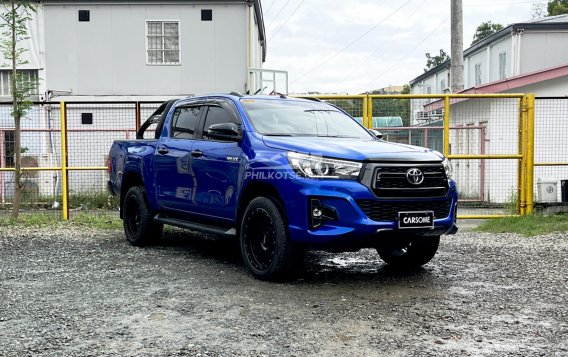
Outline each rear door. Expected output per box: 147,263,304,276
154,104,203,212
189,99,243,221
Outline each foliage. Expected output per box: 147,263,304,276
547,0,568,15
0,0,37,220
471,21,504,46
531,2,547,19
424,49,449,72
474,214,568,236
367,84,412,126
69,191,120,210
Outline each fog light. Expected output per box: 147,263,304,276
313,208,323,218
309,198,338,229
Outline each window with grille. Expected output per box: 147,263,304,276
146,21,180,65
0,70,39,96
3,131,15,168
498,52,507,80
474,63,482,86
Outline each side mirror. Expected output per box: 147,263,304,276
208,122,241,141
369,129,383,139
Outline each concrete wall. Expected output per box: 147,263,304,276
43,3,249,96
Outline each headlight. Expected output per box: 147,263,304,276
442,158,453,179
287,152,362,179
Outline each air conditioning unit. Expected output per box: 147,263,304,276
430,108,444,119
21,154,57,198
416,111,430,121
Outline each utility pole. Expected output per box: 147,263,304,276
450,0,464,93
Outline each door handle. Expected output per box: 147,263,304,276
157,147,169,155
191,150,203,158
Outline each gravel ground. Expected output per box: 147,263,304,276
0,224,567,356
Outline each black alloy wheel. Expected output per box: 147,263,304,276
122,186,162,246
240,196,301,280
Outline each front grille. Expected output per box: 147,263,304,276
356,199,452,222
373,164,448,198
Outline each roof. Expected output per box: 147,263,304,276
410,14,568,86
422,63,568,111
42,0,267,61
459,63,568,94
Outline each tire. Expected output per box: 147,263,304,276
240,196,302,281
376,235,440,269
122,186,163,246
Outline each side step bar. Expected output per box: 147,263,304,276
154,214,237,237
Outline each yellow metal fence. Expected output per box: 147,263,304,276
0,95,540,220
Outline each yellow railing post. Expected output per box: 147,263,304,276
519,96,527,215
443,96,450,156
517,98,525,214
526,94,535,215
60,101,69,220
367,95,373,129
362,96,368,128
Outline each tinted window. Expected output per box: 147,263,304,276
240,99,373,139
202,106,237,139
171,106,200,139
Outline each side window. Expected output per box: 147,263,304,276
171,106,200,139
202,106,238,140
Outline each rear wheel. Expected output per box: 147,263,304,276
240,196,302,281
376,235,440,269
122,186,163,246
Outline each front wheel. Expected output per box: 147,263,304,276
240,196,302,281
122,186,163,246
376,235,440,269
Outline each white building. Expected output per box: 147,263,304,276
410,15,568,96
0,0,281,203
408,15,568,205
0,0,276,101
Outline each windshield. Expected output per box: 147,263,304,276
240,99,373,139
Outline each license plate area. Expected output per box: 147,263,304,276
398,211,434,229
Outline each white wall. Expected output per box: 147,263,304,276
43,3,249,96
520,31,568,74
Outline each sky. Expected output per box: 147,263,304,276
260,0,548,94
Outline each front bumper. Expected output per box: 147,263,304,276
280,178,458,248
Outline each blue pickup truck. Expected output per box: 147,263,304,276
108,93,458,280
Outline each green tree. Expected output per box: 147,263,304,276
471,21,504,45
0,0,37,220
547,0,568,15
424,49,450,72
367,84,412,127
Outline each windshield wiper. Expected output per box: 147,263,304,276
304,109,337,112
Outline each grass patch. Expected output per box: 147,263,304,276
0,212,122,230
474,214,568,236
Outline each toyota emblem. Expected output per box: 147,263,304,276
406,168,424,185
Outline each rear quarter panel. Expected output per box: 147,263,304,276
109,140,159,209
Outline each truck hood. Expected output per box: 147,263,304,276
262,136,443,162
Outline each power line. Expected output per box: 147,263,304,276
292,0,414,84
338,0,427,83
356,15,450,93
263,0,278,16
266,0,292,32
268,0,306,41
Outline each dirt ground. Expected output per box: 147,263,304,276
0,224,567,356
